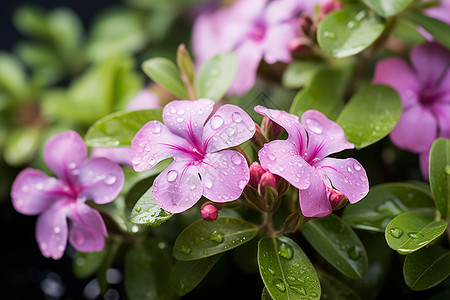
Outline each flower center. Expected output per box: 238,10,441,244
247,19,267,42
419,87,442,107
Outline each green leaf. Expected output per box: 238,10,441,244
300,214,368,280
173,217,258,261
130,185,173,227
319,272,362,300
282,60,326,89
177,44,195,85
429,138,450,218
336,84,402,149
73,247,109,279
125,239,173,300
13,5,48,38
142,57,188,99
258,236,321,300
361,0,413,18
47,8,83,51
318,7,385,58
85,109,162,147
0,53,27,96
403,245,450,291
195,52,238,102
289,68,347,120
4,126,41,166
402,12,450,49
171,254,223,296
385,211,447,255
342,182,436,232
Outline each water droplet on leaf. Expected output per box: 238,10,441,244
445,165,450,175
408,232,424,239
178,246,192,255
272,278,286,292
347,245,361,260
390,228,403,238
209,230,225,243
278,242,293,260
323,31,336,39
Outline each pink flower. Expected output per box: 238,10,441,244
131,99,256,213
425,0,450,25
373,42,450,178
11,130,124,259
193,0,323,95
200,203,219,221
255,106,369,217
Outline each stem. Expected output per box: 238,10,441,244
260,211,275,236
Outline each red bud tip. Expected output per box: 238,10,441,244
200,203,218,221
329,189,346,208
249,162,265,189
260,171,277,194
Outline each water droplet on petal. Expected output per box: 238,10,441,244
166,170,178,182
36,183,44,190
152,123,161,134
105,175,117,185
354,163,361,171
204,178,213,188
170,108,176,114
177,117,184,123
238,179,247,189
347,167,352,173
210,115,224,130
226,127,235,136
268,153,276,161
232,112,243,123
54,227,61,234
360,175,367,182
177,109,185,115
390,228,403,238
198,109,203,115
278,166,285,172
209,230,225,243
272,278,286,292
68,162,77,169
231,153,242,165
297,162,303,167
305,118,323,134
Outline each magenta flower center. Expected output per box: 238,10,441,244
419,86,443,107
247,19,267,42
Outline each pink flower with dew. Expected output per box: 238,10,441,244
11,130,124,259
426,0,450,25
255,106,369,217
193,0,326,95
131,99,256,213
373,42,450,179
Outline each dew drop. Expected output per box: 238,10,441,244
152,123,162,134
347,245,361,260
278,242,294,260
177,246,192,255
134,206,142,213
204,178,213,188
105,175,117,185
272,279,286,292
291,286,307,296
166,170,178,182
238,179,247,189
360,175,367,182
347,20,357,28
170,108,176,114
305,118,323,134
390,227,403,238
210,68,219,76
408,232,424,239
278,166,285,172
231,153,242,165
355,10,367,21
177,117,184,123
232,112,243,123
347,167,352,173
197,109,203,115
68,162,77,169
177,109,185,115
209,230,225,243
354,163,361,171
323,31,336,39
268,153,276,161
54,227,61,234
226,127,235,136
297,162,302,167
210,115,224,129
36,183,44,190
267,267,276,275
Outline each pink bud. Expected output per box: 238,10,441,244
200,203,218,221
319,1,343,21
260,171,277,196
249,162,265,189
329,189,346,209
262,117,283,140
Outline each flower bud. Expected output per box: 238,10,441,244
259,172,277,196
300,14,314,37
250,124,267,150
262,117,283,140
329,189,348,210
200,203,218,221
249,162,265,189
318,1,342,21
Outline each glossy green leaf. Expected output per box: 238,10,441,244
429,138,450,217
402,12,450,49
300,214,368,279
361,0,413,17
125,239,173,300
318,7,385,58
404,245,450,290
85,109,162,147
336,84,402,149
171,254,223,296
195,52,238,102
142,57,188,99
342,182,435,232
289,68,347,120
258,236,321,300
173,217,258,261
176,44,195,86
282,60,326,89
130,185,173,227
319,272,362,300
385,211,447,255
262,287,274,300
4,126,41,166
73,247,108,279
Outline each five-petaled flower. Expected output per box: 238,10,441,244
255,106,369,217
11,130,124,259
373,42,450,179
131,98,256,213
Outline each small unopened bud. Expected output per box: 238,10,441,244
250,124,267,150
200,203,218,221
289,37,312,54
261,117,283,140
318,1,343,21
259,172,277,196
329,189,348,210
300,14,314,37
249,162,265,189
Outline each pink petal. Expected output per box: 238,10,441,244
299,169,331,218
390,105,437,153
131,120,193,172
163,99,215,146
203,104,256,153
228,40,263,95
11,168,70,215
78,158,124,205
419,151,430,181
199,150,249,202
301,110,354,160
316,158,369,204
263,21,297,64
431,102,450,139
69,202,107,252
44,130,87,184
152,161,203,213
229,0,268,21
126,89,160,111
258,140,311,190
411,43,450,87
373,58,420,109
254,106,308,154
36,201,70,260
263,0,302,25
90,147,132,166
